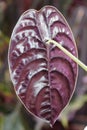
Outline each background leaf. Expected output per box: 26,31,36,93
1,105,25,130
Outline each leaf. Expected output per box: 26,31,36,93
8,6,78,126
1,105,24,130
0,114,4,130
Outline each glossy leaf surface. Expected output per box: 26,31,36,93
8,6,78,126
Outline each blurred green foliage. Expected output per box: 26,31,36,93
0,107,24,130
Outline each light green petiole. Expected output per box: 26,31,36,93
46,39,87,72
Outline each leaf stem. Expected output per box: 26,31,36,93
46,39,87,72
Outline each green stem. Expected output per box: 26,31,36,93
46,39,87,72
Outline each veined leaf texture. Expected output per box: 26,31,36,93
8,6,78,126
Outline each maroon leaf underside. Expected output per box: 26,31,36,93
8,6,78,126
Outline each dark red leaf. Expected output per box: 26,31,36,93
8,6,78,126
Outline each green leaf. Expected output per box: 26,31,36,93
0,104,25,130
0,114,5,130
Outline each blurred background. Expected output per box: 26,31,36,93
0,0,87,130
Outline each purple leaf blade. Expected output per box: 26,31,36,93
8,6,78,126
